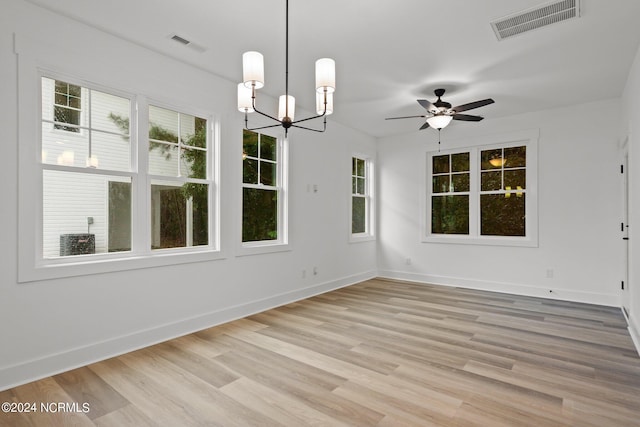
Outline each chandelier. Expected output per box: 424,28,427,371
237,0,335,136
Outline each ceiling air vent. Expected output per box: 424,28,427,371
169,34,207,53
491,0,580,41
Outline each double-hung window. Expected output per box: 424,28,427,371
241,129,288,248
425,131,537,246
31,76,218,280
351,155,375,240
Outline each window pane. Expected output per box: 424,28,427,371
180,113,207,148
243,188,278,242
149,142,179,176
451,173,470,192
108,181,131,252
432,155,449,174
504,146,526,168
43,170,131,258
149,106,179,143
481,171,502,191
151,181,208,249
260,134,277,161
352,196,366,233
481,149,503,170
91,90,130,134
356,177,365,195
260,161,276,186
352,176,357,194
480,194,526,236
90,131,130,171
355,158,365,177
451,153,469,172
432,175,450,193
432,195,469,234
504,169,526,189
181,147,206,179
243,158,258,184
53,106,80,131
42,122,87,167
243,129,258,158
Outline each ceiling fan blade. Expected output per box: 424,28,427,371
452,114,484,121
417,99,436,111
419,121,430,130
452,98,494,113
385,115,427,120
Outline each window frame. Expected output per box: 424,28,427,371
350,154,376,243
237,129,290,256
422,130,538,247
18,67,222,283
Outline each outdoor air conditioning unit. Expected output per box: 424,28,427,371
60,234,95,256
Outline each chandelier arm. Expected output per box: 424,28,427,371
251,89,281,123
245,123,283,131
291,110,327,125
291,115,327,132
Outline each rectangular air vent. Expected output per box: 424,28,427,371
169,34,207,53
491,0,580,41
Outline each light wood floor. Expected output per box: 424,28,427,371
2,278,640,426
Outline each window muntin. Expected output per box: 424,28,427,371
242,129,282,244
148,106,210,250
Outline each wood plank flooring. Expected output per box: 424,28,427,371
2,278,640,426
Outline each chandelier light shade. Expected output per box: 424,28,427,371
242,51,264,89
237,83,254,112
238,0,335,135
426,114,453,130
316,92,333,115
315,58,336,93
278,95,296,121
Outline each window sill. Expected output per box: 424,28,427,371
349,234,376,244
19,248,225,283
422,234,538,247
236,241,292,257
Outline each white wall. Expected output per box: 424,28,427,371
0,0,377,390
622,42,640,350
378,99,624,306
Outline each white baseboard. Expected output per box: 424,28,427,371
627,313,640,357
0,270,377,392
377,270,620,307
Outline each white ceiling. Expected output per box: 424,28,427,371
26,0,640,138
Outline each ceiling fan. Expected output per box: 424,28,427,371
386,88,495,131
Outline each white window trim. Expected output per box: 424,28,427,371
17,47,223,282
350,153,376,243
236,130,290,257
421,129,539,247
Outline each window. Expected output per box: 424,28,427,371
42,77,132,259
425,131,537,246
351,156,374,240
36,76,217,274
53,80,82,132
148,105,209,249
241,129,287,247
